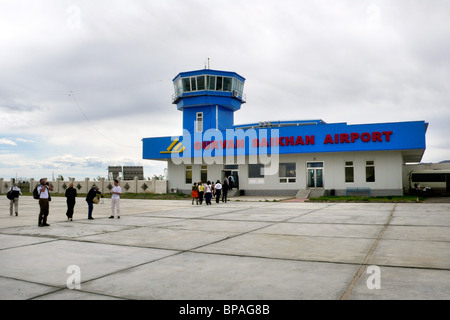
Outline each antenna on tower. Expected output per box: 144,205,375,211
207,58,210,69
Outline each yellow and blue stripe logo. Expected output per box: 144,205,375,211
160,139,185,154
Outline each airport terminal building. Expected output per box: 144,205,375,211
142,69,428,197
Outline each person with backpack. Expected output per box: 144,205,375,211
7,183,22,216
37,178,53,227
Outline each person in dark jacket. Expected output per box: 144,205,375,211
221,177,229,203
86,186,103,220
8,183,22,216
65,183,77,221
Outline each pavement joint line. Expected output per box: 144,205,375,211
0,274,133,302
182,250,450,272
3,199,450,299
28,286,131,301
0,274,63,292
47,202,338,285
58,248,187,297
0,274,134,300
49,203,350,297
0,239,185,300
0,224,141,242
3,240,448,300
24,228,450,273
181,203,339,253
0,238,60,251
340,203,397,300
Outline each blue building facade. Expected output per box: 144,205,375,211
142,69,428,196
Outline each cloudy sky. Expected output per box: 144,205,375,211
1,0,449,181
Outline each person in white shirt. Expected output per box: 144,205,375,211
214,180,222,204
37,178,53,227
205,181,213,205
8,183,22,216
109,179,122,219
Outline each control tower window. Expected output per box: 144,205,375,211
197,76,205,90
223,77,232,91
174,80,181,96
216,76,223,91
177,75,243,95
182,78,191,92
232,78,244,96
208,76,216,90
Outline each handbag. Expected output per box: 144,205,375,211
92,196,99,204
6,189,14,200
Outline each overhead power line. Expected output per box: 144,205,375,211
68,91,139,149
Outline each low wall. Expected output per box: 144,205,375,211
0,177,168,195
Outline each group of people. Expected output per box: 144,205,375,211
191,175,234,205
82,179,122,220
7,174,236,224
6,178,123,226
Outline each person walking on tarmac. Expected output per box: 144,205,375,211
8,183,22,216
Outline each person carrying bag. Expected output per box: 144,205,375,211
7,183,22,216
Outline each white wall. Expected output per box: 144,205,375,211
21,178,167,194
167,161,224,193
166,150,404,195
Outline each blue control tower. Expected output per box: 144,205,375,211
172,69,246,133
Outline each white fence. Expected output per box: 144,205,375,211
0,177,168,195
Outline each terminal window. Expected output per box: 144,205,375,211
345,161,354,183
201,165,208,182
185,165,193,184
279,163,296,183
196,112,203,132
249,164,264,178
366,161,375,182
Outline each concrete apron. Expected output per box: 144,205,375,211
0,196,449,300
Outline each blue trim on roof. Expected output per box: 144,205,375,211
173,69,246,82
142,120,428,161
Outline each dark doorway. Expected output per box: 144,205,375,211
223,170,239,190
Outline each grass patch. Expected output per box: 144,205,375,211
308,195,425,203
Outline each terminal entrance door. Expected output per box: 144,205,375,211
307,162,324,188
223,165,239,189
